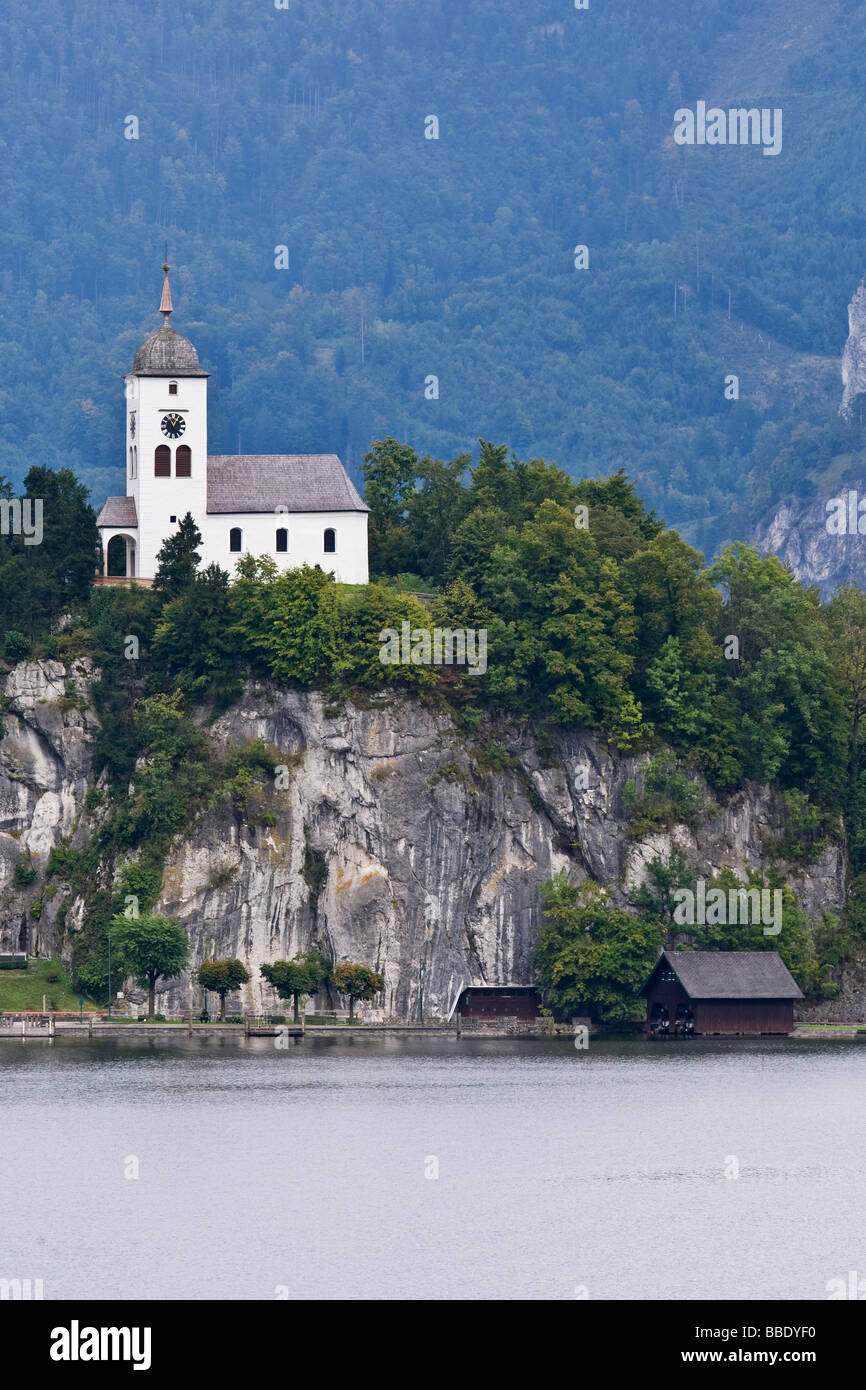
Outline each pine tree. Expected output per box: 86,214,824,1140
152,513,202,601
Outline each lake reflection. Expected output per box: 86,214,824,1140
1,1035,863,1300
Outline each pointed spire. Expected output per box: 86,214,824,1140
159,262,173,324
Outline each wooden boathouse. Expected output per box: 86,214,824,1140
640,950,803,1037
454,985,541,1021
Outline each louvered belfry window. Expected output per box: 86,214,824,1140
155,445,171,477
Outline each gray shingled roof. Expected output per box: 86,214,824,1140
642,950,803,1000
132,325,208,376
96,496,138,529
206,455,368,514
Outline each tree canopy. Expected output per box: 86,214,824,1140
110,913,190,1019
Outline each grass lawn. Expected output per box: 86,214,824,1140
800,1023,866,1034
0,959,97,1013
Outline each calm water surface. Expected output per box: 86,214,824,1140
1,1036,863,1300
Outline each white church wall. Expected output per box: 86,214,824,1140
199,509,369,585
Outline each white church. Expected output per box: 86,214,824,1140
96,265,369,586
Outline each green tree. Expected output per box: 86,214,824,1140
483,499,638,732
261,951,330,1021
331,583,437,692
706,544,847,803
152,562,243,709
198,958,251,1020
446,507,509,593
110,913,190,1019
331,962,385,1022
360,438,419,576
231,562,336,684
152,512,202,601
645,636,715,743
0,467,99,643
406,453,471,583
825,584,866,887
535,876,662,1022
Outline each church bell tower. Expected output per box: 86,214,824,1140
125,263,210,579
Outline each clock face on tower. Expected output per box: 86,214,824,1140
161,413,186,439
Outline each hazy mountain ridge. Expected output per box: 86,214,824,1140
2,0,866,558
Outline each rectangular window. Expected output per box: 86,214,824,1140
169,382,178,395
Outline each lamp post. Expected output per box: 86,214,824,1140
419,958,425,1024
107,932,111,1020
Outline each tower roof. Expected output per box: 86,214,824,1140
130,262,208,376
132,324,207,376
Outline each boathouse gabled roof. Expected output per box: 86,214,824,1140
639,950,803,1000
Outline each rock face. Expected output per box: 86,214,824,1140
0,660,98,954
750,275,866,596
0,663,852,1020
754,489,866,597
841,280,866,419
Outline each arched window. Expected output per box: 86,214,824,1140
128,447,133,477
276,527,288,553
323,527,336,553
175,445,191,477
169,381,178,396
229,527,242,552
134,446,138,478
155,445,171,477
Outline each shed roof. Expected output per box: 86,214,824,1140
206,455,368,514
641,950,803,1000
96,496,138,529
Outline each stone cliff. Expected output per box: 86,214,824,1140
0,660,853,1020
754,489,866,598
841,279,866,420
753,274,866,596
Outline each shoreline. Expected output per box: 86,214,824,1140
3,1020,866,1042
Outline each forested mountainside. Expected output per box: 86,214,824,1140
2,450,866,1017
5,0,866,556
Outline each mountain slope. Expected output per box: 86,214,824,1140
1,0,865,556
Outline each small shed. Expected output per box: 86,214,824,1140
639,950,803,1037
455,985,541,1020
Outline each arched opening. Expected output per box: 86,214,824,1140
175,445,191,477
276,527,288,553
106,534,136,578
155,445,171,477
229,527,242,552
133,446,137,478
323,527,336,553
128,447,133,478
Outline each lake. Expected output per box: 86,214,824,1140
1,1035,863,1300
